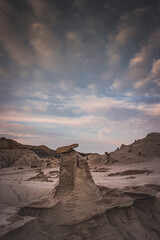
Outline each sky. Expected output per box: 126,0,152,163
0,0,160,153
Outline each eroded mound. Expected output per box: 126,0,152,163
0,137,60,168
108,132,160,164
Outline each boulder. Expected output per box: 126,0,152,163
56,144,79,154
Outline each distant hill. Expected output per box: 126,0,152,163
0,133,160,168
108,132,160,165
0,137,60,168
85,132,160,168
0,137,24,149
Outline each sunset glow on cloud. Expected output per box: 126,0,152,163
0,0,160,153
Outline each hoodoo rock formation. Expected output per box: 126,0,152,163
55,147,101,198
53,148,102,226
14,145,103,239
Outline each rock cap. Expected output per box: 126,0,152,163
56,144,79,154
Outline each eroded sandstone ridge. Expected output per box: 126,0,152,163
87,132,160,168
0,137,60,168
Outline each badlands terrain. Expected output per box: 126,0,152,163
0,133,160,240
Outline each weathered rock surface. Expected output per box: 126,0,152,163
0,137,60,168
86,153,107,168
18,149,102,223
86,132,160,167
55,150,100,197
52,150,102,225
1,184,160,240
56,144,79,154
108,132,160,165
0,149,43,168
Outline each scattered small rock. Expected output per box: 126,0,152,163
49,170,59,175
125,176,136,179
108,169,152,177
27,171,49,182
92,168,110,172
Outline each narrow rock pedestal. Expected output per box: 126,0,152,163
55,149,101,198
54,149,102,225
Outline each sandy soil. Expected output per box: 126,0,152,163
92,158,160,188
0,167,58,228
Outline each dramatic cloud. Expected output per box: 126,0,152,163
0,0,160,152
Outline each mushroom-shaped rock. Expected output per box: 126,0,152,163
56,144,78,154
18,147,103,238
